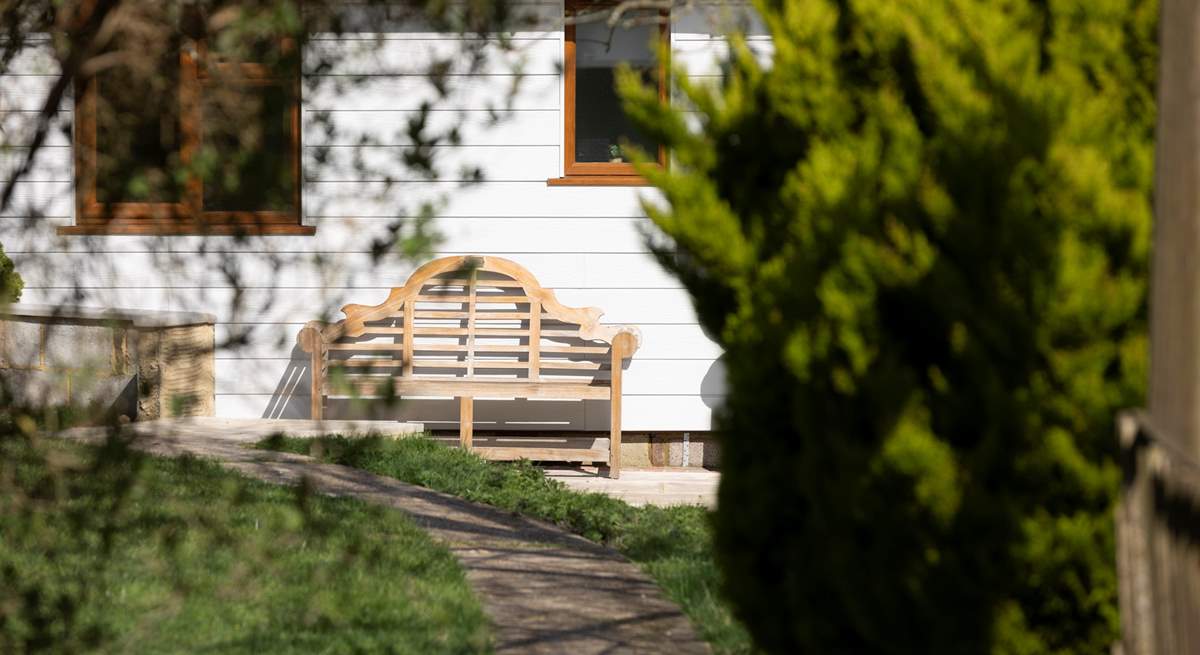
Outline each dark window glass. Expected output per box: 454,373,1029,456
94,43,183,203
574,17,659,163
200,83,295,212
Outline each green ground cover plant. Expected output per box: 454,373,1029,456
0,435,491,654
258,434,752,654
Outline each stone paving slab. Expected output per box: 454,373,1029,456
56,420,708,655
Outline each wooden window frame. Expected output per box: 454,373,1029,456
62,37,310,236
548,2,668,187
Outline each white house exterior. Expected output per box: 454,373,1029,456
0,2,771,436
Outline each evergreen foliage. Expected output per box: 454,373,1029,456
619,0,1157,652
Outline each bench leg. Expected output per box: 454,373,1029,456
609,395,622,479
459,396,473,450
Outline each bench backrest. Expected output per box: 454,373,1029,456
298,256,640,402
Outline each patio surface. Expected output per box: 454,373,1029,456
75,418,718,507
543,467,719,508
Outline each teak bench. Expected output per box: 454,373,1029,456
298,255,641,477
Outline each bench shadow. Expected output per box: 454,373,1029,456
262,343,637,433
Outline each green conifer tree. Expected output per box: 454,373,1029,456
619,0,1156,651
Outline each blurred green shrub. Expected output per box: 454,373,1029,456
619,0,1156,652
0,241,21,303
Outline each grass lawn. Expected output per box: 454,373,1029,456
257,434,753,654
0,436,491,654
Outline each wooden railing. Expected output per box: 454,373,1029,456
1115,410,1200,655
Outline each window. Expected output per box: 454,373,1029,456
65,25,307,235
550,1,667,186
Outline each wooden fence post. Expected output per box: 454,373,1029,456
1119,1,1200,650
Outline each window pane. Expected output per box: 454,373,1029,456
200,83,295,212
94,43,183,203
574,16,659,163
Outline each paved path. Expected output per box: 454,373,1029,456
58,419,708,654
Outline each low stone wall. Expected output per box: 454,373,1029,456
623,432,720,468
0,304,216,421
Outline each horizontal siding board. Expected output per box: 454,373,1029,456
313,2,561,40
0,145,71,182
319,3,762,44
0,44,59,75
305,144,558,182
671,5,769,40
304,109,557,146
15,286,173,312
197,287,695,324
306,38,560,76
0,181,71,216
0,75,69,112
2,147,578,189
0,144,546,187
672,39,774,75
305,181,654,217
214,357,723,396
2,216,666,254
0,111,72,147
602,395,719,430
213,322,720,360
18,286,698,324
305,74,559,111
9,250,680,288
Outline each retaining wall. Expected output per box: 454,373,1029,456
0,304,215,420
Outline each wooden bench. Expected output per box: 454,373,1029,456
297,255,641,477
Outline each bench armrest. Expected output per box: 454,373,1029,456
297,320,330,353
610,326,642,358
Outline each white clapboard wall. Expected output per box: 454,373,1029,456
0,1,773,430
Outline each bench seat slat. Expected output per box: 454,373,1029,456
332,344,540,354
355,327,594,339
333,377,613,400
537,360,607,370
356,326,405,334
339,360,538,370
474,446,610,463
329,342,611,354
333,358,607,371
412,327,529,337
